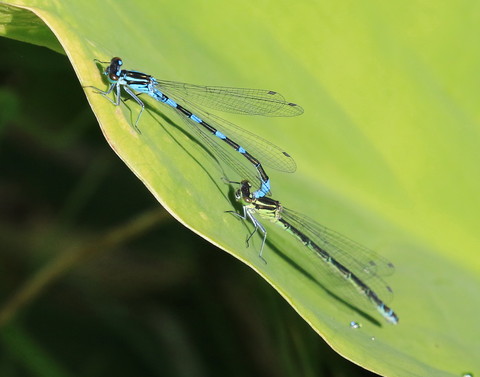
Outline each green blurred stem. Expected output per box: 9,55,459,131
0,208,170,328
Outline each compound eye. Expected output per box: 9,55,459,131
109,73,119,82
111,57,122,67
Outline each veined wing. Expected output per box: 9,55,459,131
147,97,268,194
281,207,395,302
177,114,265,193
184,103,297,173
148,93,297,174
156,80,304,117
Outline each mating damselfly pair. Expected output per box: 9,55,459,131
90,57,399,324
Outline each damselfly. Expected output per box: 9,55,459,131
230,180,399,324
89,57,303,198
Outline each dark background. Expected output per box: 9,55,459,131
0,37,378,377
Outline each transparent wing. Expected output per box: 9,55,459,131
281,207,395,303
156,80,304,117
163,96,296,173
147,99,266,192
178,115,265,192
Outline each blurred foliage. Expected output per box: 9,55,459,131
0,38,378,377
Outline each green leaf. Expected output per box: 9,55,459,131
1,1,479,376
0,3,62,52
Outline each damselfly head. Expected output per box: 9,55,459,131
236,180,255,203
108,73,119,83
234,188,243,201
111,57,122,66
105,57,123,82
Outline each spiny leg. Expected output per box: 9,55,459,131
123,86,145,133
245,209,267,263
226,207,267,264
85,83,117,103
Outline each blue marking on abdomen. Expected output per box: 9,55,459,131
165,98,178,108
150,89,165,102
215,131,226,139
190,114,202,123
238,146,246,154
253,179,270,198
